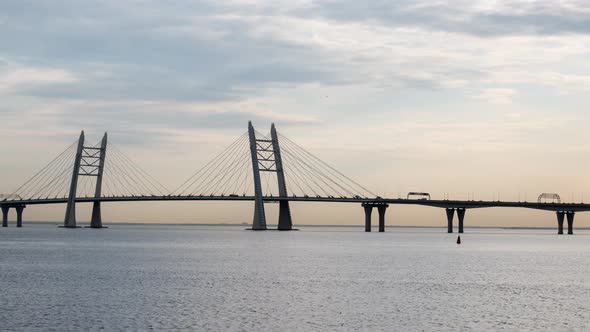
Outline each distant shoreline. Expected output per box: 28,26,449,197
12,221,586,230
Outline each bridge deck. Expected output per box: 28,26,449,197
2,196,589,212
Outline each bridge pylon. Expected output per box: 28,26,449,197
64,131,108,228
90,133,108,228
64,131,85,228
270,123,293,230
247,122,294,230
248,122,267,230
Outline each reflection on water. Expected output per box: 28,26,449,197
1,224,590,331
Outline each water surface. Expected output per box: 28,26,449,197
1,224,590,331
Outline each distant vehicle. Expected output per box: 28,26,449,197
407,192,431,200
538,193,561,204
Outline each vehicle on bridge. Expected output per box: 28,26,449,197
407,192,430,200
538,193,561,204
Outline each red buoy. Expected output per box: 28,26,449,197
456,236,461,244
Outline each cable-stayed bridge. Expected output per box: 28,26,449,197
1,122,589,234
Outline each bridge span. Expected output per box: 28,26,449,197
2,195,589,234
1,122,588,234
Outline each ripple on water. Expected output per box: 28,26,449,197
1,225,590,331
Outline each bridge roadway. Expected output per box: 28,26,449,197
2,195,589,234
2,195,590,211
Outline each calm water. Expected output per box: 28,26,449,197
2,224,590,331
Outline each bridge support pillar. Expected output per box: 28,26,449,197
566,211,575,235
2,206,9,227
457,208,465,234
277,201,293,231
556,212,565,235
377,204,388,232
90,202,103,228
446,208,455,233
362,203,373,232
15,205,24,228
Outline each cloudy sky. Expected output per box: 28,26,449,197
1,0,590,226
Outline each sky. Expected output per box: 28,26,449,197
1,0,590,227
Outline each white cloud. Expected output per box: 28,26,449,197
0,62,78,92
475,88,516,104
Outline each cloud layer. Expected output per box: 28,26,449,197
1,0,590,224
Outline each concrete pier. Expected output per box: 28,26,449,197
377,204,388,232
15,206,24,227
566,211,575,235
2,206,9,227
90,202,102,228
457,208,465,234
363,203,373,232
446,208,455,233
556,212,565,234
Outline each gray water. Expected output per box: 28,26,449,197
1,224,590,331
